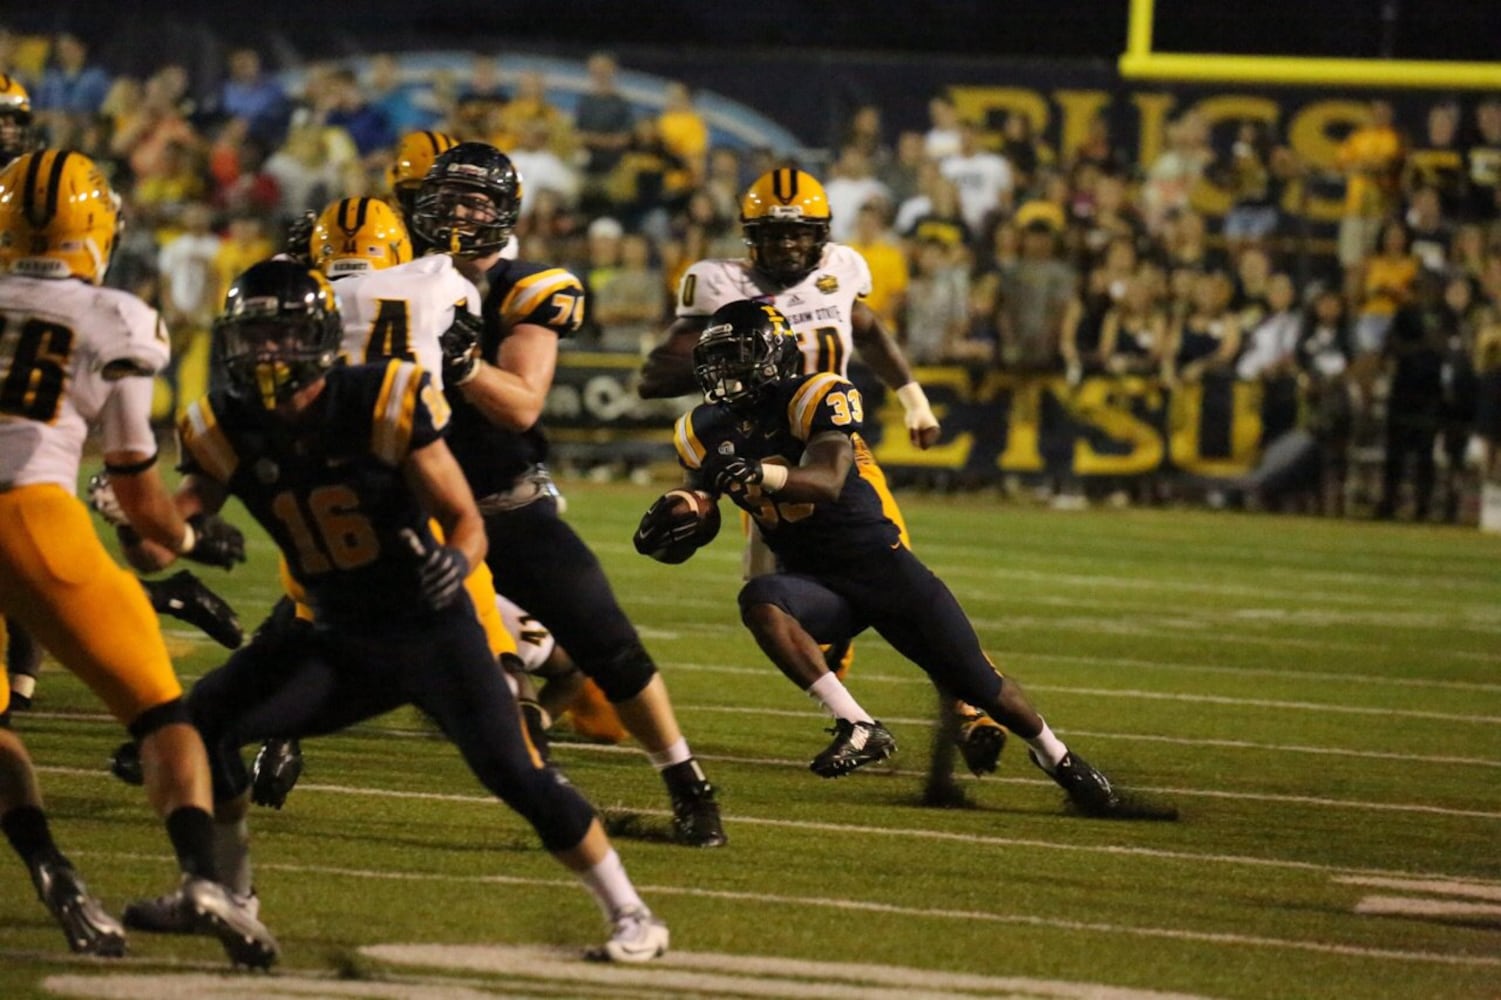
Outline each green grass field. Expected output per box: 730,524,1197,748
3,482,1500,999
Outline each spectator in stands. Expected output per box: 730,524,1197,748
939,120,1013,235
594,233,666,353
1160,209,1216,273
1076,170,1142,264
212,214,274,305
657,81,708,186
453,53,509,143
263,118,342,221
1070,113,1128,175
1098,275,1168,378
33,32,110,129
1165,271,1241,388
900,172,969,251
1376,270,1448,520
882,130,927,207
924,92,962,161
903,236,977,365
847,202,909,332
1406,185,1452,274
838,104,891,172
997,218,1076,373
1439,275,1484,521
1449,223,1489,282
1354,220,1420,361
1219,120,1292,260
703,146,745,222
132,139,207,232
824,144,891,243
1404,100,1467,219
1232,246,1274,332
112,67,201,185
609,115,688,238
1297,288,1355,515
323,67,395,159
497,70,570,154
1336,99,1404,299
1000,111,1049,196
367,53,436,136
575,52,635,211
1465,99,1501,223
510,118,580,212
1142,111,1211,233
216,47,287,145
1237,273,1303,439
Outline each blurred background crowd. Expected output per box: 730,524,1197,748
3,24,1499,524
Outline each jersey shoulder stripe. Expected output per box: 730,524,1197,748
497,266,584,330
179,396,239,482
370,359,434,465
788,372,846,441
673,409,709,469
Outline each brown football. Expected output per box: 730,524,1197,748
651,488,722,563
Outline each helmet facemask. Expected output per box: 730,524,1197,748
412,179,518,257
744,219,828,287
218,314,340,410
693,313,802,413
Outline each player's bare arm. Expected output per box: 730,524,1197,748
403,437,488,571
850,301,941,449
638,317,707,399
454,322,557,431
117,472,231,573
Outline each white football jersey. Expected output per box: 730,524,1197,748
0,276,168,490
332,255,481,389
495,592,556,674
675,244,872,379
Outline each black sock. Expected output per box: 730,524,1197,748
165,806,217,881
2,804,65,869
661,759,710,795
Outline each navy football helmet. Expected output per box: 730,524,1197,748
215,260,343,408
693,300,803,411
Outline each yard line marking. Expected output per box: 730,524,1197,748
1333,877,1501,901
1353,896,1501,923
70,853,1501,970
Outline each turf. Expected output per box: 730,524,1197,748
3,482,1499,999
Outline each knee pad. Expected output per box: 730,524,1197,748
583,641,657,703
127,697,192,742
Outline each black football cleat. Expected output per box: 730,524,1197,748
144,570,244,649
670,781,727,848
109,740,143,786
31,859,127,956
810,719,896,778
250,738,303,809
1030,749,1122,817
955,709,1007,776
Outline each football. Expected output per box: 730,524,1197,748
634,488,722,564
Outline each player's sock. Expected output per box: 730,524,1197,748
807,673,874,724
9,673,36,707
213,817,253,896
646,738,691,771
1022,718,1069,773
165,806,218,881
576,848,645,920
1,804,65,868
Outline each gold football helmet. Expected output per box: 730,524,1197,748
0,150,119,284
0,74,34,166
386,130,458,219
311,196,413,276
740,168,831,286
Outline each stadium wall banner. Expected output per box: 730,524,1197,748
543,354,1294,482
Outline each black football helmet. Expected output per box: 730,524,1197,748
215,259,343,408
693,300,803,411
410,141,522,257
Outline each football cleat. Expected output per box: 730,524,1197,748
250,738,303,809
589,905,669,963
109,740,143,786
955,709,1008,776
143,570,244,649
184,878,278,969
809,719,896,778
1030,749,1122,817
669,780,727,848
30,859,127,956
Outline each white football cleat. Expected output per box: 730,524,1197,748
591,905,669,963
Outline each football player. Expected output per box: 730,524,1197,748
417,142,725,846
386,129,519,261
638,167,1006,778
117,259,670,963
0,151,276,964
636,301,1130,817
0,74,32,168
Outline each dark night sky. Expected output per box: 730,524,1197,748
8,1,1500,70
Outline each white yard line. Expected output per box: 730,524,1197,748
1333,876,1501,901
1353,896,1501,921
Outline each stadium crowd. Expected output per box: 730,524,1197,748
3,28,1499,523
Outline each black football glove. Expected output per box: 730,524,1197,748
633,493,706,556
181,513,247,569
439,309,484,386
250,738,304,809
283,210,318,265
400,529,469,610
712,457,763,499
142,569,244,649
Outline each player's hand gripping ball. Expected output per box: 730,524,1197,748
633,489,721,564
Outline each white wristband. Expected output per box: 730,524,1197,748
759,463,789,493
894,381,930,413
176,521,196,555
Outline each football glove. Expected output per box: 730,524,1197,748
439,309,483,386
142,570,244,649
712,457,763,499
250,738,304,809
400,529,469,610
180,513,247,569
633,493,708,556
283,210,318,265
86,471,128,526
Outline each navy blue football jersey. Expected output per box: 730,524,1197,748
445,258,585,499
673,372,902,567
179,360,453,628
